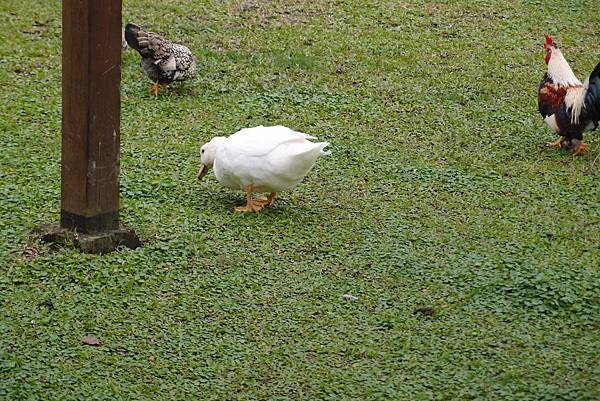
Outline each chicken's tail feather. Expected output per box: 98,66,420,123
584,62,600,127
124,23,143,53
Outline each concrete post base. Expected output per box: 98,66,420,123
33,223,141,254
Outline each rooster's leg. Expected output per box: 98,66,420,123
254,192,276,207
572,141,588,156
235,184,263,213
545,137,565,148
152,80,159,97
161,83,169,94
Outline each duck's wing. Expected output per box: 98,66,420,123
228,126,316,157
266,139,330,172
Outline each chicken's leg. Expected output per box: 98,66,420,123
572,141,588,156
545,137,565,148
235,184,264,213
254,192,276,207
151,80,159,97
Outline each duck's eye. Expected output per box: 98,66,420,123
201,149,205,154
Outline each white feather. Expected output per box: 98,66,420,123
547,48,582,86
200,126,330,193
161,55,177,71
544,114,559,132
564,86,586,125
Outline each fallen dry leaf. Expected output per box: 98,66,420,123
82,335,102,346
21,26,48,35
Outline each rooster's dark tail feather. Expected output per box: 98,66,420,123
584,61,600,127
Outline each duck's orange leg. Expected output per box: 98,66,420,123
235,184,264,213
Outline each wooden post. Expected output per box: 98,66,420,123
61,0,122,233
35,0,139,253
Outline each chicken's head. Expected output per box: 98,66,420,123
543,34,555,64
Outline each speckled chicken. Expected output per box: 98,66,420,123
124,23,196,96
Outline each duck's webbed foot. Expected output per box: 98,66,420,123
234,204,263,213
235,184,264,213
254,192,276,207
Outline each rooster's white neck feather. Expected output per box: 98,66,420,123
565,87,586,124
548,48,582,86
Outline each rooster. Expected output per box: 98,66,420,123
124,23,196,96
538,34,600,155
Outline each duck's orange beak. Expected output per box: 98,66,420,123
197,164,208,180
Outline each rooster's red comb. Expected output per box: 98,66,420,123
544,34,554,48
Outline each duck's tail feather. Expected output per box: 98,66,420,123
318,142,331,156
290,141,330,157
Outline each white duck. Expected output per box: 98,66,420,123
197,125,330,212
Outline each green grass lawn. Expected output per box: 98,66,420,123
1,0,599,399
